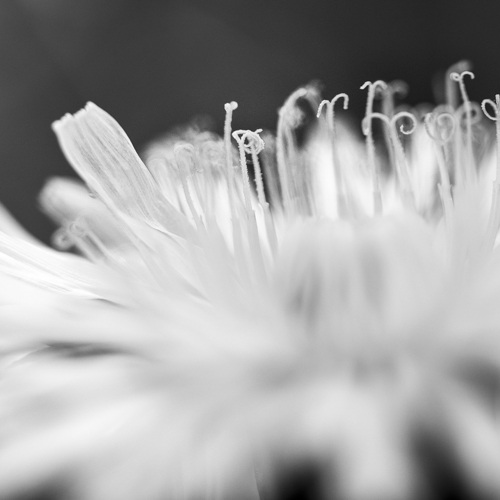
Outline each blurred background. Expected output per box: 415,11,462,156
2,0,500,242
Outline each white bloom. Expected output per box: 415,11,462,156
1,68,500,500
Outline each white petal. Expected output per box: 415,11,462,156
52,103,192,238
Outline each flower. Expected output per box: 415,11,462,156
1,64,500,500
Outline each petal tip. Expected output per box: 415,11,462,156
52,113,74,133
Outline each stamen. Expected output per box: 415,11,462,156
361,80,387,214
431,104,459,185
276,88,307,213
450,71,476,177
224,101,239,221
317,93,349,217
258,131,281,208
223,101,247,274
366,111,417,209
248,132,267,208
454,101,482,187
424,111,456,145
481,95,500,248
224,120,268,286
276,85,320,215
445,60,472,109
453,101,481,145
249,131,278,255
381,80,409,119
424,110,457,213
380,81,409,172
424,111,455,192
233,128,278,254
232,129,266,208
232,129,271,280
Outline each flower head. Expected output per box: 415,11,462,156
1,66,500,500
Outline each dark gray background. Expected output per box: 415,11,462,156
1,0,497,241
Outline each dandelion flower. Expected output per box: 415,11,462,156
1,65,500,500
